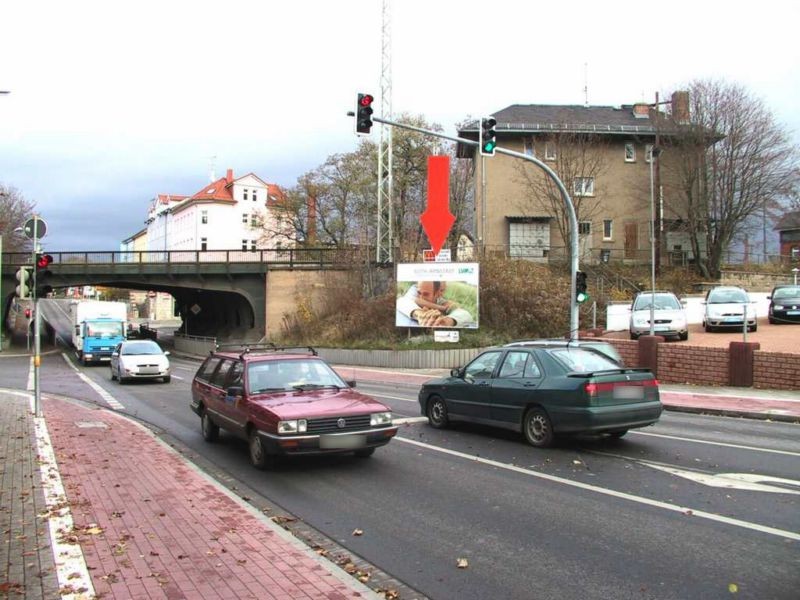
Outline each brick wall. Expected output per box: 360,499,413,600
657,344,729,386
753,352,800,390
601,337,800,390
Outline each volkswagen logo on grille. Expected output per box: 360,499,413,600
337,418,346,429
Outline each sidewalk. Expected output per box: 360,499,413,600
333,365,800,423
0,389,383,600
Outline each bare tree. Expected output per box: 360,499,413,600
0,184,36,254
513,132,609,253
665,79,800,278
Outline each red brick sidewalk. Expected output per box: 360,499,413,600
42,395,380,600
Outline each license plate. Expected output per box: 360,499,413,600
613,386,644,400
319,434,366,449
724,317,742,322
655,325,669,331
787,311,800,315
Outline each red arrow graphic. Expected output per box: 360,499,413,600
420,155,454,257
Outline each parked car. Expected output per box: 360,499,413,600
768,285,800,324
110,339,171,383
418,343,662,448
628,291,688,341
702,286,757,332
190,344,398,468
504,338,625,366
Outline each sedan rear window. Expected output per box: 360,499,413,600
548,348,621,373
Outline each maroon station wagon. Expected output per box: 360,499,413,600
190,345,398,468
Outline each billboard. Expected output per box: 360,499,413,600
395,263,479,329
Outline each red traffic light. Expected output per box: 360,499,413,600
359,94,374,107
37,253,53,269
25,309,32,318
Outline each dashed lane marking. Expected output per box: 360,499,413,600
60,353,125,410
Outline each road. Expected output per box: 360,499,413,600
4,299,798,599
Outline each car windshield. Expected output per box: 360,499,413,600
86,322,124,337
247,359,346,394
121,341,163,355
773,287,800,299
548,347,622,373
634,294,681,310
708,289,748,303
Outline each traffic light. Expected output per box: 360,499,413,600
355,93,374,135
24,308,32,319
575,270,589,304
35,253,54,297
479,116,497,156
15,267,32,299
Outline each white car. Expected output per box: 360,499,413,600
110,340,171,383
629,291,688,340
702,286,757,332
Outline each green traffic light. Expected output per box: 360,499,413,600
483,141,496,152
576,292,589,304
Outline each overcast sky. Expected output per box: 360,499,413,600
1,0,798,251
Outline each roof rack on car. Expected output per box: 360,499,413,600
213,342,318,359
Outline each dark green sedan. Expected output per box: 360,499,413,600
418,343,662,448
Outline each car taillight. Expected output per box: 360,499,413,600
584,381,614,397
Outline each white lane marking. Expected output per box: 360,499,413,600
396,436,800,541
171,374,185,381
394,417,428,425
60,353,125,410
24,391,96,600
369,392,418,403
631,430,800,457
639,463,800,495
27,356,35,391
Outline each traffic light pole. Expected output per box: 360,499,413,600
32,217,41,417
369,115,581,336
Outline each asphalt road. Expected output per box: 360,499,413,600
6,300,799,600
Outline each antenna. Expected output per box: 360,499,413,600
208,155,217,182
583,62,589,107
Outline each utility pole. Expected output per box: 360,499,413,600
653,92,662,276
376,0,393,263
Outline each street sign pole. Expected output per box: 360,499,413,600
33,216,41,416
365,114,581,336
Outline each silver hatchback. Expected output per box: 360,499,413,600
629,291,688,340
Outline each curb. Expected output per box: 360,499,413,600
662,404,800,424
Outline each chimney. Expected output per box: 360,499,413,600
671,91,690,124
226,168,233,184
632,103,650,119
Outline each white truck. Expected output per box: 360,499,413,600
70,300,128,365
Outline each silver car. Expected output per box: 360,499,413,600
110,340,171,383
629,291,688,340
702,286,756,332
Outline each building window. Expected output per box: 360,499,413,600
573,177,595,196
243,189,249,200
242,213,249,224
792,246,800,259
250,215,258,226
523,138,535,156
242,239,248,251
250,240,257,251
545,142,556,161
201,210,208,224
645,144,653,163
625,143,635,162
578,221,591,235
252,189,258,202
200,237,208,251
603,219,613,240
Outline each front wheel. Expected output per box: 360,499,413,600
163,375,171,383
749,323,758,332
354,447,375,458
201,412,219,442
523,407,554,448
679,331,689,341
426,396,449,429
248,429,274,470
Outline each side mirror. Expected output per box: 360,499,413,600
346,380,357,388
226,386,244,398
450,367,463,378
164,351,170,356
111,352,119,357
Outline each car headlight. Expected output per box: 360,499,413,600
277,419,307,434
633,317,648,326
370,412,393,426
774,305,784,310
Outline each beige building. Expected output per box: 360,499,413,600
457,93,693,266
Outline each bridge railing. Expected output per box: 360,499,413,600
2,247,373,267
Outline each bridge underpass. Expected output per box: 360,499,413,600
1,248,374,344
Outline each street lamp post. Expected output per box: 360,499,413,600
648,146,663,336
